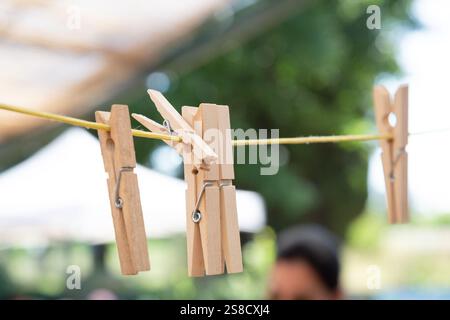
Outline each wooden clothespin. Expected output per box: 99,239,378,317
96,105,150,275
373,85,409,224
133,90,217,169
133,91,243,276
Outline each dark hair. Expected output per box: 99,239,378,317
276,224,340,291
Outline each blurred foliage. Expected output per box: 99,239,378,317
343,212,450,297
347,211,385,250
0,230,276,299
130,0,416,236
346,210,450,251
3,217,450,299
0,0,421,300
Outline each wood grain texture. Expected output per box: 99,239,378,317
189,105,222,275
96,105,150,275
181,104,242,276
216,105,242,273
132,113,181,152
217,105,235,179
195,104,220,180
147,90,218,166
110,105,136,168
393,85,409,223
202,185,223,275
120,172,150,272
373,85,409,224
220,185,243,273
182,106,205,277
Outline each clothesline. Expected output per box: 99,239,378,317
0,102,446,146
0,103,179,142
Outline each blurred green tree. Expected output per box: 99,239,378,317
131,0,416,236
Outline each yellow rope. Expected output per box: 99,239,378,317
0,103,392,145
0,103,181,142
232,134,391,146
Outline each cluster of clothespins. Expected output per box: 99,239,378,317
96,90,242,276
0,84,409,277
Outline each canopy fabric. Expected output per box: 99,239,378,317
0,128,266,246
0,0,230,142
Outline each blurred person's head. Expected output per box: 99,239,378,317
269,224,342,300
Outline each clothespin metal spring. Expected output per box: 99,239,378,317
192,181,214,223
389,149,406,182
163,119,175,135
114,167,134,209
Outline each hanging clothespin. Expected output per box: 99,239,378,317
96,105,150,275
133,91,243,276
133,90,218,169
373,85,409,224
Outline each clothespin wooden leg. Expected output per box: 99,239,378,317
374,86,396,223
373,85,409,224
183,104,243,276
393,85,409,223
132,90,233,276
96,105,150,275
217,106,243,273
182,106,205,276
201,185,222,274
182,106,223,276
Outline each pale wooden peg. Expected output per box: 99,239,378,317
96,105,150,275
132,113,183,154
373,86,395,223
193,104,223,275
131,93,219,275
182,104,243,277
132,93,241,276
146,89,218,167
393,85,408,223
182,106,205,276
216,105,243,273
373,85,409,224
180,105,223,276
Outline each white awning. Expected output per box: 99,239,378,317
0,128,266,246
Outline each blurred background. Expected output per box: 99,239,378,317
1,0,450,299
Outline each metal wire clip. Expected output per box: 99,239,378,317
114,167,134,208
191,181,214,223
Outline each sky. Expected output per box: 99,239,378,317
368,0,450,215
